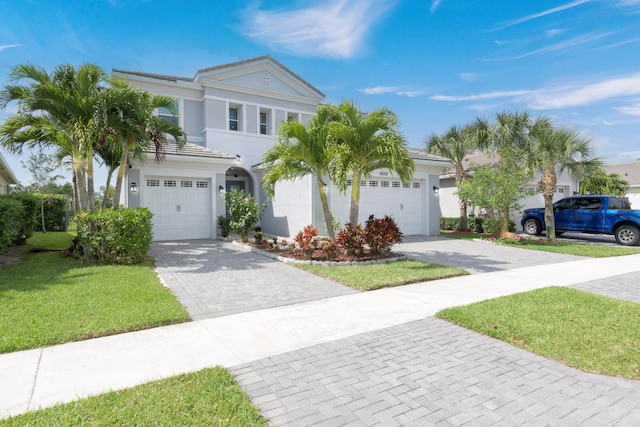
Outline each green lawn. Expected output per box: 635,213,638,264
442,231,640,257
0,367,267,427
0,233,190,354
26,231,76,250
437,287,640,379
295,259,468,291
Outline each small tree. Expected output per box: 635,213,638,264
21,149,63,233
224,189,265,242
457,148,532,236
579,169,628,196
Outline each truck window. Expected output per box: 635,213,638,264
554,198,576,210
608,198,631,210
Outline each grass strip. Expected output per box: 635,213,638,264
0,367,267,426
437,286,640,379
26,231,76,250
295,259,468,291
0,250,190,354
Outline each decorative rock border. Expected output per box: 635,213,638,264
233,240,407,266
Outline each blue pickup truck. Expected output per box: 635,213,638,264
521,195,640,246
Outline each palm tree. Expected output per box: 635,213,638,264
104,79,186,209
331,100,415,225
0,63,107,211
426,124,483,231
528,126,602,240
262,103,341,239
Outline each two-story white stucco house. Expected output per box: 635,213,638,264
113,55,450,241
0,150,18,195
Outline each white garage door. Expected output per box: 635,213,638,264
358,179,424,235
144,177,212,241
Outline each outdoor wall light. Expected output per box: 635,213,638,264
218,185,225,195
433,186,439,195
130,182,138,193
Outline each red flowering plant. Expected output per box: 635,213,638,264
294,224,320,259
336,223,366,259
364,215,403,254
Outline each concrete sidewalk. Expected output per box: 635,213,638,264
2,253,640,420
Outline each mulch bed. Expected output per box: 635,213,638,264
244,241,397,263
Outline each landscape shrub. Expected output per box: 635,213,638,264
34,194,67,232
4,193,38,239
294,225,319,259
364,215,403,254
0,197,25,252
74,208,153,264
467,217,485,233
224,189,265,242
318,237,339,261
440,217,460,231
336,223,365,259
217,215,231,238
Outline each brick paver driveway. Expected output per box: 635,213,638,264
150,240,356,320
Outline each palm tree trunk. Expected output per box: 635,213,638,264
87,156,96,212
349,173,361,225
112,144,131,210
317,176,335,240
541,167,558,241
102,167,115,211
459,200,468,232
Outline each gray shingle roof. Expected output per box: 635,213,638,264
406,147,452,163
605,161,640,186
157,142,235,160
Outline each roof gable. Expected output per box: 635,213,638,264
605,161,640,186
195,55,324,101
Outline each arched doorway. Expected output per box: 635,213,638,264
225,167,254,196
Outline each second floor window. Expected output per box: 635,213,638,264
157,100,179,125
260,112,267,135
229,108,239,131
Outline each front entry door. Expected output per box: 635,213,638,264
226,180,246,193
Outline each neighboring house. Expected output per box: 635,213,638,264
114,55,451,241
605,161,640,208
0,150,18,195
438,152,578,230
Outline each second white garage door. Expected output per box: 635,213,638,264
144,177,212,241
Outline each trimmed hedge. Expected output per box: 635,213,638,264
0,197,26,252
34,194,67,232
0,193,40,252
440,217,515,233
75,208,153,264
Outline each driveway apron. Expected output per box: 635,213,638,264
397,235,586,273
150,240,357,320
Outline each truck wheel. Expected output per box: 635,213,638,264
614,225,640,246
523,218,542,235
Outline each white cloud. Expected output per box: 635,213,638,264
488,31,614,61
358,85,426,97
241,0,396,59
545,29,567,38
431,73,640,112
617,104,640,116
495,0,592,31
430,89,534,102
529,74,640,109
459,72,478,82
430,0,441,14
0,44,21,52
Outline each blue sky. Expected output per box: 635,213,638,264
2,0,640,186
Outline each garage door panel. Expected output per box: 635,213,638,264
358,179,424,235
144,177,212,241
